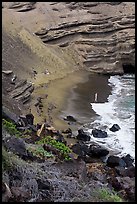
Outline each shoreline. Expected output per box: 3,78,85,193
30,70,112,132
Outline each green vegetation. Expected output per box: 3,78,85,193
28,146,54,160
36,136,72,161
2,119,21,137
2,146,13,171
96,188,124,202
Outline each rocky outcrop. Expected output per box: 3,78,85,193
2,2,36,12
92,128,108,138
2,116,135,202
76,129,90,141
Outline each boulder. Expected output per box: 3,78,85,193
26,113,34,125
115,166,135,178
76,129,90,141
2,106,20,126
81,155,102,163
64,115,77,122
107,155,126,168
71,142,89,157
3,136,28,159
92,129,108,138
88,144,109,157
109,124,120,132
121,154,134,167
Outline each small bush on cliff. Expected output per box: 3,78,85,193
2,119,21,138
28,146,54,160
36,136,72,161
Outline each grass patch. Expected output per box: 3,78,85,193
96,188,124,202
36,136,72,161
2,119,21,138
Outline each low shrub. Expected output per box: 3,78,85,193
36,136,72,161
2,119,21,137
28,146,54,160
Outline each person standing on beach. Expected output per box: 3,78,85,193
94,92,98,102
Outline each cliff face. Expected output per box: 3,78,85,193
2,2,135,115
34,2,135,74
3,2,135,74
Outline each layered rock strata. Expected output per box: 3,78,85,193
3,2,135,75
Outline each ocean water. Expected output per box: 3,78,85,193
86,74,135,159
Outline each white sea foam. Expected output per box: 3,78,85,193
88,74,135,159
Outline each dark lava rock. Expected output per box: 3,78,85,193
3,136,28,158
109,124,120,132
71,142,89,157
92,129,108,138
3,136,34,160
88,144,109,158
121,154,134,167
26,113,34,125
64,115,77,122
76,129,90,141
2,106,20,126
115,166,135,178
107,155,126,168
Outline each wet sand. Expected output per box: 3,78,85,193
61,73,112,126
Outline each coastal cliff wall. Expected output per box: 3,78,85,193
3,2,135,75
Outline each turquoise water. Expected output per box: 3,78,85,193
88,74,135,159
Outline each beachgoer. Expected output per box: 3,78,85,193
94,93,98,102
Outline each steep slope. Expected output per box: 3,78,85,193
2,2,135,124
2,3,82,117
